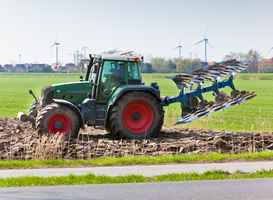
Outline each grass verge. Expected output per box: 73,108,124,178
1,151,273,169
1,169,273,187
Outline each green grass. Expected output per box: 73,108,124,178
1,151,273,169
0,73,272,132
0,73,82,117
1,169,273,187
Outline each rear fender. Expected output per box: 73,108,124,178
53,99,85,130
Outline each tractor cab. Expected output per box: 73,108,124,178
84,52,143,103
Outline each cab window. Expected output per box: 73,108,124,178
128,62,141,84
97,61,125,102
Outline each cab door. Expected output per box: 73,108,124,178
97,60,125,103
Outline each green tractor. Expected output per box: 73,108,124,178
19,51,256,139
19,51,164,139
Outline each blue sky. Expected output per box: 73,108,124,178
0,0,273,65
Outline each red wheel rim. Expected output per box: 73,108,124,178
47,114,71,137
122,101,154,134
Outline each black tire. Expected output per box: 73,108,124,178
28,97,40,118
36,103,80,140
109,91,164,139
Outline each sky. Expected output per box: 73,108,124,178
1,0,273,65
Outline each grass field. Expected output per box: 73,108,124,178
0,72,272,132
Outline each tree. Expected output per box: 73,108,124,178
222,52,247,61
33,66,42,72
162,60,176,73
246,49,261,73
173,57,185,72
140,63,153,73
223,49,261,73
151,57,164,73
42,66,53,73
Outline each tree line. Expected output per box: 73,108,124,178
140,49,267,73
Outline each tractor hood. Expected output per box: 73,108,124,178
42,81,92,106
53,81,91,91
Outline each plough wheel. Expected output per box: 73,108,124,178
109,91,164,139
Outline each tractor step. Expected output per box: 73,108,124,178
95,104,107,126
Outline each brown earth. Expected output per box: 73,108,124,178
0,117,272,161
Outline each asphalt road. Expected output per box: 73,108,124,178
1,178,273,200
0,161,273,178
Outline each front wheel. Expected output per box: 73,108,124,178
36,103,80,139
28,97,40,118
109,91,164,139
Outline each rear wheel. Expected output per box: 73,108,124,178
28,97,40,118
109,91,164,139
36,103,80,139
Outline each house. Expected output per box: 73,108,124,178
0,64,6,72
15,64,26,72
259,58,273,72
64,63,76,72
31,64,48,68
4,64,13,72
51,63,62,71
202,61,214,67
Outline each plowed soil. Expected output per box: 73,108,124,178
0,117,272,161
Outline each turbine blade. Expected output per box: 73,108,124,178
207,42,214,49
55,33,58,43
268,47,273,54
173,46,179,50
194,40,204,46
50,43,56,48
204,25,208,38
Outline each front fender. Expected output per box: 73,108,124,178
53,99,85,130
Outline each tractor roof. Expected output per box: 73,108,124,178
90,51,143,62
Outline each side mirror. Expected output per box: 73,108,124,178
80,76,83,81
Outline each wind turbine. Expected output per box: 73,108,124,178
194,53,197,60
268,47,273,54
188,48,193,60
50,39,60,64
194,26,213,62
173,43,183,58
81,46,88,59
69,49,82,65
